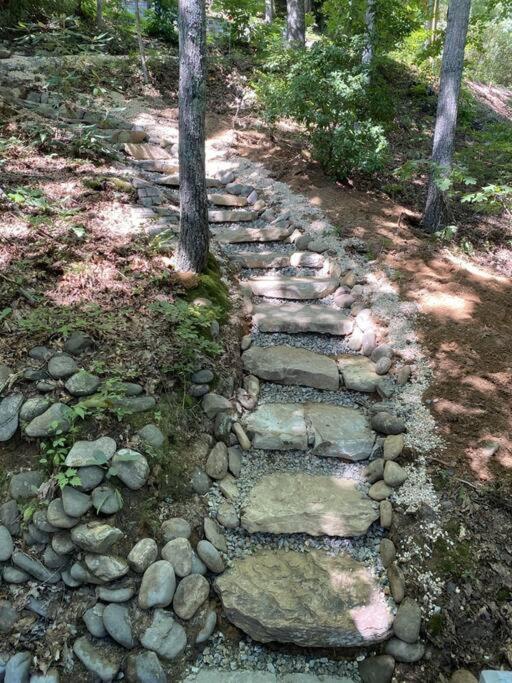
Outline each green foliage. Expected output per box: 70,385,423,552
0,0,79,27
16,303,119,338
6,187,51,210
143,0,179,45
255,38,389,179
211,0,264,43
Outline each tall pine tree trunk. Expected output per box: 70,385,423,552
175,0,209,273
135,0,149,84
422,0,471,233
287,0,305,46
265,0,274,23
96,0,103,27
361,0,375,66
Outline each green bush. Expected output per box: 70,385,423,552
0,0,80,27
143,0,178,45
254,38,389,179
211,0,264,44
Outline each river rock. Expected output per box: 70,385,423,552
62,486,92,517
371,412,406,435
450,672,478,683
137,424,165,448
201,393,232,419
196,608,217,644
92,485,123,514
338,355,379,393
70,562,105,585
113,396,156,413
126,651,166,683
162,517,191,542
205,442,228,480
64,370,100,396
3,567,30,584
384,461,408,487
365,458,384,483
25,402,73,437
196,540,225,574
161,538,192,577
48,353,78,379
19,397,51,422
191,468,212,495
52,531,75,555
173,574,210,620
1,499,20,535
64,331,94,355
83,603,107,638
97,581,136,603
103,603,135,649
66,437,117,468
387,563,405,603
228,446,242,477
393,597,422,643
12,550,60,584
217,502,239,528
71,522,123,553
4,651,31,683
385,638,425,662
379,539,396,567
380,500,393,528
383,434,405,460
0,525,14,561
368,481,393,501
140,609,187,660
215,549,393,647
139,561,176,609
43,546,69,570
128,538,158,573
76,465,105,491
0,600,17,634
47,498,79,529
358,654,395,683
73,636,121,681
241,473,378,537
110,449,149,489
0,394,24,441
85,554,128,582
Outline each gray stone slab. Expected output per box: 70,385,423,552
253,303,353,335
246,275,338,300
214,225,293,244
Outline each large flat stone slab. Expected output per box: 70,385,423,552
156,175,221,188
253,303,353,336
243,404,308,450
215,549,393,647
242,346,339,391
246,276,338,300
209,210,259,223
338,355,379,393
209,193,248,207
184,672,355,683
124,143,172,160
215,225,293,244
241,473,378,536
242,403,375,460
229,251,291,268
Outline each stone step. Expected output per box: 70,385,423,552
184,671,356,683
208,193,248,207
338,355,380,393
156,175,222,188
242,402,375,460
214,225,293,244
130,160,178,173
229,251,291,268
241,472,379,537
124,143,173,160
209,209,259,223
214,549,393,647
245,275,338,300
242,345,339,391
253,302,353,335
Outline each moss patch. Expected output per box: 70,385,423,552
185,253,230,321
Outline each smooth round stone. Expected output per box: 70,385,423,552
450,671,478,683
371,412,406,435
71,522,123,553
191,468,211,495
25,402,72,437
385,638,425,663
64,370,100,397
25,523,48,546
62,486,92,517
128,538,158,574
376,357,392,375
119,382,144,396
126,651,166,683
387,563,405,603
73,635,121,680
191,369,214,384
36,380,58,393
47,498,79,529
140,608,186,661
380,500,393,528
361,331,376,356
397,365,412,385
70,562,105,586
371,344,393,362
384,461,408,487
63,331,94,355
189,384,209,398
365,458,384,484
61,568,82,588
213,412,233,445
196,540,225,574
83,603,106,638
43,546,69,570
137,424,165,449
204,518,227,553
84,554,128,582
47,353,78,379
0,600,17,634
217,502,239,529
383,434,405,461
191,551,207,576
369,481,393,501
358,654,395,683
228,446,242,478
97,582,136,603
161,538,192,578
162,517,191,543
1,499,20,536
379,539,396,568
51,531,75,555
32,510,57,533
23,367,48,381
76,466,104,492
0,525,14,561
103,603,135,649
139,561,176,609
3,566,30,583
111,449,149,490
196,608,217,644
29,346,55,362
5,651,31,683
205,443,228,480
66,437,117,468
9,470,44,501
19,397,51,422
91,485,123,515
173,574,210,620
393,597,422,643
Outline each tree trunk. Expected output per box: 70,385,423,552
175,0,209,273
304,0,312,13
96,0,103,28
361,0,375,66
422,0,471,233
286,0,305,46
265,0,274,23
431,0,440,44
134,0,149,84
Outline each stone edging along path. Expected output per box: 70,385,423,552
0,115,445,683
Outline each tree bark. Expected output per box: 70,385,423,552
286,0,305,46
422,0,471,233
361,0,375,66
265,0,274,23
96,0,103,28
134,0,149,84
175,0,209,273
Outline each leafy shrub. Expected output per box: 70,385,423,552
0,0,79,27
143,0,178,45
254,38,389,179
211,0,264,44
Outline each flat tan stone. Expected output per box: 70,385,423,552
215,549,394,647
157,175,221,188
338,355,380,393
306,402,376,460
241,473,379,536
124,143,172,160
229,252,291,268
253,303,353,336
246,276,338,300
289,251,325,268
242,403,308,451
215,225,293,244
209,193,248,207
209,209,259,223
242,345,339,390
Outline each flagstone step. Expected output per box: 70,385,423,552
338,355,380,393
209,209,260,223
230,251,292,268
184,671,356,683
253,302,353,335
124,143,173,160
242,345,339,390
208,193,248,207
214,549,394,647
241,472,379,536
245,275,339,300
156,175,222,188
242,402,376,460
214,225,294,244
